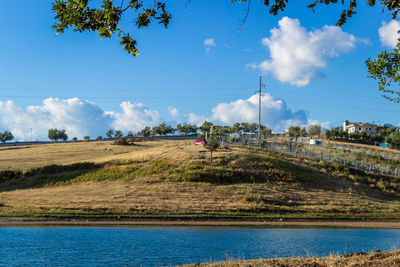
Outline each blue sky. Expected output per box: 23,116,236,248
0,0,399,140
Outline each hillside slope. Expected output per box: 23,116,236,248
1,140,400,220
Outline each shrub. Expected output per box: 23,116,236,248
112,138,135,146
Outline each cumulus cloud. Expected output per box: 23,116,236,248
106,102,161,132
379,20,400,48
0,95,330,141
211,94,327,132
167,106,180,118
0,98,160,141
249,17,358,86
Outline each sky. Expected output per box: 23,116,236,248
0,0,399,140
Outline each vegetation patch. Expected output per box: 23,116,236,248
111,138,136,146
170,153,312,184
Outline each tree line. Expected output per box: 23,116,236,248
42,122,273,142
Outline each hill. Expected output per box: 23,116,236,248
1,140,400,220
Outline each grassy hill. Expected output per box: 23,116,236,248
1,140,400,220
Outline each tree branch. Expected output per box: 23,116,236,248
239,0,251,33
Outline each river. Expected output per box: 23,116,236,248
1,227,400,266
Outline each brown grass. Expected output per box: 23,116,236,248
1,140,400,219
184,250,400,267
0,140,187,170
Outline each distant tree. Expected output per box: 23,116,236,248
249,123,258,133
106,129,114,139
308,125,321,137
232,122,243,134
205,134,220,163
300,127,307,137
288,126,301,138
214,126,233,136
240,122,250,133
388,132,400,149
349,132,361,141
115,130,123,139
72,137,78,141
326,127,347,140
152,123,173,136
188,124,198,135
200,121,213,135
0,131,14,143
96,136,103,140
48,128,58,141
84,136,90,141
260,125,272,137
48,128,68,142
176,123,184,135
177,123,198,135
127,131,134,137
138,126,152,137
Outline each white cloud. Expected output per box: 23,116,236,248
204,38,216,47
379,20,400,48
0,95,330,141
106,102,160,132
250,17,358,86
307,119,331,130
211,94,310,132
187,113,208,126
0,98,160,141
167,106,180,118
204,38,216,54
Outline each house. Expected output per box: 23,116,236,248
343,120,376,136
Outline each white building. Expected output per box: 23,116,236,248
343,120,376,136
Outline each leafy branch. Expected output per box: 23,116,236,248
52,0,172,56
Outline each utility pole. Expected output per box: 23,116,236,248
256,76,265,140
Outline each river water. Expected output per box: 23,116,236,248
1,227,400,266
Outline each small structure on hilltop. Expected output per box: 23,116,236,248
343,120,376,136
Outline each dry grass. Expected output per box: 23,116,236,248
185,250,400,267
0,140,189,170
1,140,400,219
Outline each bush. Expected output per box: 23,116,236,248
112,138,135,146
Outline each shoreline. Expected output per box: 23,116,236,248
1,218,400,228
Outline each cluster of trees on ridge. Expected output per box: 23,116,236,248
35,122,274,142
3,122,400,150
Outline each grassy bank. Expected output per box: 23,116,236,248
1,140,400,220
184,250,400,267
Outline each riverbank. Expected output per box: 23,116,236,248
2,218,400,229
186,250,400,266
